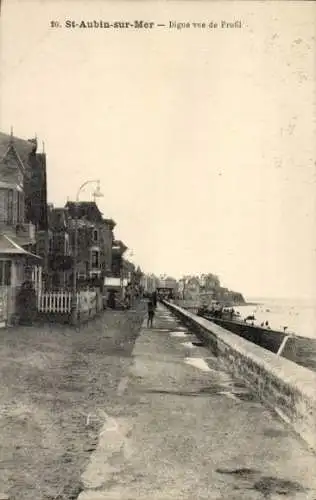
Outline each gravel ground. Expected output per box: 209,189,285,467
0,303,145,500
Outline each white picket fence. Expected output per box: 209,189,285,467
0,286,9,326
37,290,97,315
37,291,73,314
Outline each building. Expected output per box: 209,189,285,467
177,278,186,299
140,273,158,295
65,201,115,286
46,201,141,301
183,276,200,301
0,131,43,325
122,258,135,283
201,273,221,292
25,149,49,276
121,261,142,301
111,239,127,277
45,205,72,288
156,275,178,299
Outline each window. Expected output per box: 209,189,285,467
0,189,6,223
0,260,12,286
17,191,24,222
17,192,20,223
91,250,100,268
90,271,100,279
64,234,70,255
49,236,53,252
93,229,99,242
7,190,13,224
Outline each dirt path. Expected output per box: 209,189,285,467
0,304,145,500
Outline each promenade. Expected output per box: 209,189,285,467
79,303,316,500
1,301,316,499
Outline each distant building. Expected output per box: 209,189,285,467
183,276,200,301
201,273,220,291
140,274,158,294
156,276,177,299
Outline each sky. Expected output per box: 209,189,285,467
1,0,315,300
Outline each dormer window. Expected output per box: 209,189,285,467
0,260,11,286
64,234,70,255
48,238,52,252
93,229,99,242
7,190,14,224
91,249,100,268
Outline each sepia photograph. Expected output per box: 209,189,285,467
0,0,316,498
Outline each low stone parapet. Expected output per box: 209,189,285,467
209,317,285,353
198,316,316,372
163,300,316,452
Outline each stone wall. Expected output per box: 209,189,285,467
164,300,316,452
203,316,316,372
210,317,285,353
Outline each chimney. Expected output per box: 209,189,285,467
28,137,38,152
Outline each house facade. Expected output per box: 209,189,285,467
45,206,72,289
111,239,127,278
44,201,134,295
140,274,158,294
65,201,115,287
25,150,49,278
183,276,200,301
0,132,43,325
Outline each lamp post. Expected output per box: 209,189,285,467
71,180,103,324
126,249,134,306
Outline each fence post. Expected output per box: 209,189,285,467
71,293,77,325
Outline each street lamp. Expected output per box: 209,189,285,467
125,249,137,306
71,180,104,324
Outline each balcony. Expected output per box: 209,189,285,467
15,222,36,243
48,253,73,271
0,221,36,246
89,270,101,278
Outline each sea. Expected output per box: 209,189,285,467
234,297,316,339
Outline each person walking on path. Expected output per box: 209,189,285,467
147,299,155,328
152,291,157,309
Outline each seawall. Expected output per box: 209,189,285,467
208,317,286,352
163,300,316,452
203,315,316,373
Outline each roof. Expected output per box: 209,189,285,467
1,225,35,247
113,240,128,251
65,201,103,222
0,132,35,168
49,207,68,230
0,233,41,261
103,218,116,230
122,259,135,272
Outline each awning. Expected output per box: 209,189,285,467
104,277,128,287
0,234,42,263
